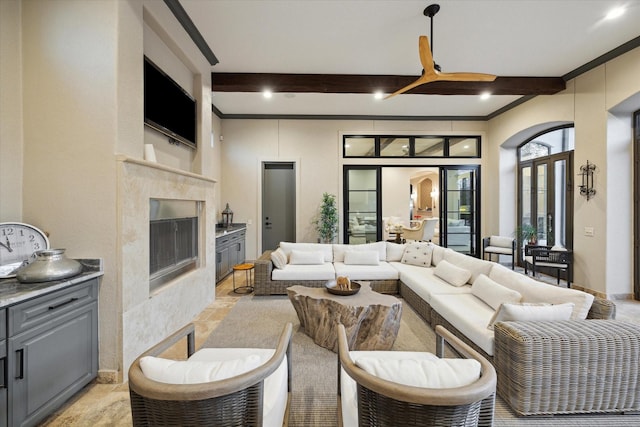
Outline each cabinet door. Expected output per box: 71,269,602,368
8,303,97,427
236,238,246,264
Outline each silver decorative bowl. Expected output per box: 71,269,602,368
16,249,83,283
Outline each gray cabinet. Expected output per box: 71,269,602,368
0,308,6,427
6,278,98,427
216,229,246,282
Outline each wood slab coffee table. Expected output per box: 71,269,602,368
287,282,402,353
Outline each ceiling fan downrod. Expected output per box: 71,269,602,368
424,3,441,71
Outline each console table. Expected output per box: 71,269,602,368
287,282,402,352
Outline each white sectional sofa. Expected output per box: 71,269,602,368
254,240,640,416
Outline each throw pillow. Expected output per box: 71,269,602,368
471,274,522,310
270,248,288,269
487,302,575,330
289,250,325,265
343,250,379,265
385,242,407,262
400,242,434,267
354,357,481,389
139,354,262,384
433,260,471,287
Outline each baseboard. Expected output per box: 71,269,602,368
97,369,120,384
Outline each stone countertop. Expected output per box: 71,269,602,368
0,259,103,308
216,224,247,238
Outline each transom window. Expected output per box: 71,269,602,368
519,126,574,161
344,135,480,158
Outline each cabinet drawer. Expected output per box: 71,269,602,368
9,279,98,336
0,309,5,340
217,236,231,246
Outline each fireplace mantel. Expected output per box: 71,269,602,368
116,155,217,184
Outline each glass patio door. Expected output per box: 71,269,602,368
440,166,480,256
518,152,573,258
343,167,381,244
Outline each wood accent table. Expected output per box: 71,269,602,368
287,282,402,353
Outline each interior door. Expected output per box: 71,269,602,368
262,162,295,251
440,166,480,256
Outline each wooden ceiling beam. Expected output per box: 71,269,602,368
211,73,565,96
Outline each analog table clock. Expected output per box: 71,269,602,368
0,222,50,278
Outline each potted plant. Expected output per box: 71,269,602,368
315,192,338,243
516,223,537,245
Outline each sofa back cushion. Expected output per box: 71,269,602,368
433,260,471,287
333,241,386,262
343,251,379,265
270,248,288,269
289,250,325,265
279,242,333,262
431,244,446,266
471,274,522,310
385,242,407,262
443,249,493,284
489,263,594,320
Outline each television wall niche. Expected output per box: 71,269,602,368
144,56,197,149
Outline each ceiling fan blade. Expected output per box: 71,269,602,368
384,75,433,100
418,35,437,76
434,71,497,82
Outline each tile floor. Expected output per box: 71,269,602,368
40,270,640,426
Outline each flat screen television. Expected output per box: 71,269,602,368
144,56,197,149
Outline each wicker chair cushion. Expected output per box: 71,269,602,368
471,274,522,310
139,354,262,384
354,356,481,389
340,351,439,427
487,302,574,330
344,250,379,265
489,235,514,248
189,348,289,427
433,260,472,287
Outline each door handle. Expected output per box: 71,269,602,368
15,349,24,379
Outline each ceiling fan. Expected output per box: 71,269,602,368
385,3,496,99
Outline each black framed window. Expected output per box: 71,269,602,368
343,134,480,158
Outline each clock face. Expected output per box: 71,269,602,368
0,222,50,278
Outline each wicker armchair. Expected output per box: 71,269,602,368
524,244,573,286
337,324,496,427
128,322,293,427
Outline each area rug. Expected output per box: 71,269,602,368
203,295,640,427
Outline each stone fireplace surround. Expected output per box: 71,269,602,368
114,156,216,381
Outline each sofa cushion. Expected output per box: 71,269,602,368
489,263,594,320
289,250,324,265
393,263,472,304
385,242,407,262
400,242,433,267
430,293,496,356
334,261,399,281
354,356,481,389
270,248,288,269
333,241,386,262
433,260,471,287
443,249,493,284
471,274,522,310
431,244,446,266
279,242,333,262
344,251,379,265
271,263,336,281
487,302,574,330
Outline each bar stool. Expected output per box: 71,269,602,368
232,262,254,294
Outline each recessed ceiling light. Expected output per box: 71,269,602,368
605,6,625,20
480,92,491,101
374,91,384,100
263,90,273,99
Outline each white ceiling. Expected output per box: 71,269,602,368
180,0,640,118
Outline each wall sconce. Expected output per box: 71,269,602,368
578,160,596,201
430,189,438,211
